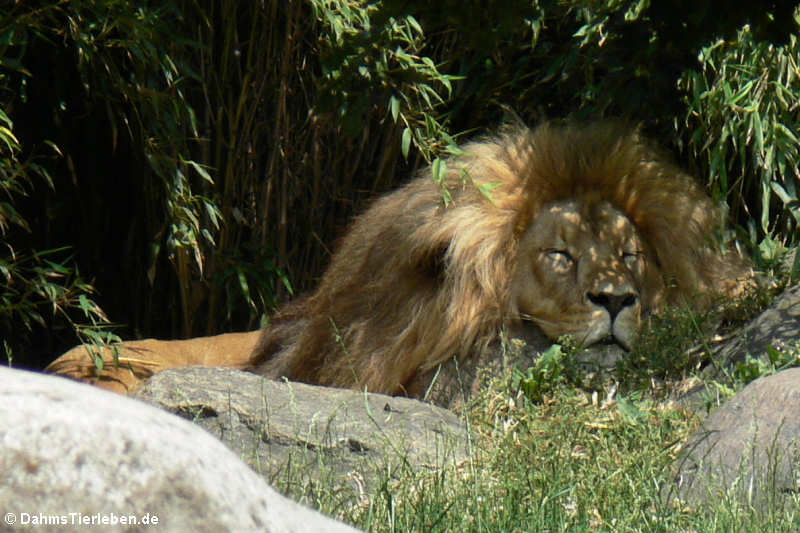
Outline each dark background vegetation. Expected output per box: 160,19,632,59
2,0,799,369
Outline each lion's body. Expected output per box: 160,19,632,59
47,122,752,396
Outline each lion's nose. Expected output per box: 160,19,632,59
587,291,638,320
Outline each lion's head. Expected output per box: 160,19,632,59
255,121,751,395
511,199,660,350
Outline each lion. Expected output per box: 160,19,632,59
46,121,752,397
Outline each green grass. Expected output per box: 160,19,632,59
271,371,798,532
255,280,800,532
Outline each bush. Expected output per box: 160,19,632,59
0,103,114,365
680,15,800,248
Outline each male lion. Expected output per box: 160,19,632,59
47,121,751,396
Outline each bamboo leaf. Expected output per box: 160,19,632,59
389,95,400,122
401,127,412,159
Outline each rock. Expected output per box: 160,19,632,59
714,283,800,369
671,283,800,412
0,366,360,533
134,367,469,496
670,368,800,508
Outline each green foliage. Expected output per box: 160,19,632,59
620,285,774,392
622,305,714,385
0,108,33,234
310,0,462,196
3,2,218,266
0,1,230,343
46,0,222,325
0,104,115,364
572,0,651,44
511,343,577,403
680,15,800,244
732,344,800,385
313,2,454,137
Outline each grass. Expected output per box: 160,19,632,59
269,369,798,532
253,282,800,532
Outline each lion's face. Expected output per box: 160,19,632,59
511,199,664,349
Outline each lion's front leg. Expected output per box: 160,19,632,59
45,330,264,394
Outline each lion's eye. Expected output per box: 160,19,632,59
544,249,575,273
622,251,642,269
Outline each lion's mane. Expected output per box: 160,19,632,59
253,121,749,395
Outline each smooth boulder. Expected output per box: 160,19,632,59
671,367,800,508
0,366,360,533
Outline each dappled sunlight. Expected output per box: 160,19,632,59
512,199,648,350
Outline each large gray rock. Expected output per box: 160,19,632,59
0,366,360,533
134,367,469,495
714,283,800,369
671,367,800,508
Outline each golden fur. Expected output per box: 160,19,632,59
47,121,751,395
46,332,263,394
